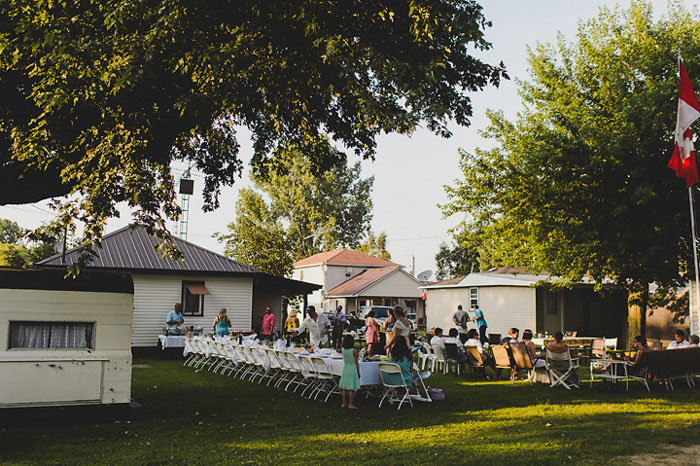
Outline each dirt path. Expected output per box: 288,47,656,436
621,444,700,464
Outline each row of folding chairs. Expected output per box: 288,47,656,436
183,337,341,402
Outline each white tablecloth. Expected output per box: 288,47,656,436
159,335,186,349
323,357,381,386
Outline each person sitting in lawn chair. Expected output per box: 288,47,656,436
545,331,579,386
445,328,469,372
383,335,419,393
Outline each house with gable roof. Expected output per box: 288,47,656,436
292,249,424,321
38,225,320,347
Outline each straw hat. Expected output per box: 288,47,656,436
288,309,297,316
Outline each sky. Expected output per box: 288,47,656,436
0,0,684,277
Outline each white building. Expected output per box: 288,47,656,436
38,225,319,347
421,267,627,340
0,268,134,408
292,249,424,321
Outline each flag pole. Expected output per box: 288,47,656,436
688,187,700,336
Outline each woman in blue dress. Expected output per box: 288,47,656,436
384,335,415,389
339,334,360,409
213,308,231,337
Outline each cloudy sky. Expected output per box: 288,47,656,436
0,1,682,276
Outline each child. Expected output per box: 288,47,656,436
339,334,360,409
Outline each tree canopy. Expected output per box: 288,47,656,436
0,0,506,255
216,143,373,276
0,218,22,244
0,218,64,267
434,235,480,281
356,231,391,261
442,2,700,338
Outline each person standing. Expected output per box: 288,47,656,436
213,308,231,337
332,304,347,349
284,309,300,332
452,304,469,343
468,304,488,345
290,305,331,347
166,303,184,329
260,307,276,343
339,334,360,409
364,310,380,356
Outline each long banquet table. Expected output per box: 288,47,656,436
210,337,382,386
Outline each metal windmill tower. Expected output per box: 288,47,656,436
174,166,194,240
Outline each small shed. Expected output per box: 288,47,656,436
422,268,627,339
0,268,134,408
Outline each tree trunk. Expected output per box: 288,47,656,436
625,282,648,348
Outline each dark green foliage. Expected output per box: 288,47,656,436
443,2,700,295
0,0,506,260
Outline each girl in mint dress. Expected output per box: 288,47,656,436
339,334,360,409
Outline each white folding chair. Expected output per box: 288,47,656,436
377,362,413,410
183,337,201,367
283,352,306,393
221,343,240,376
264,348,285,387
233,345,255,379
545,349,580,389
431,344,446,373
417,342,436,370
310,357,341,402
296,355,321,398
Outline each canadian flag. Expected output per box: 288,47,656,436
668,58,700,187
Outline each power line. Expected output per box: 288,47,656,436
386,234,450,242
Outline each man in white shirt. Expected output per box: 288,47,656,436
291,305,331,347
430,327,446,350
667,329,690,349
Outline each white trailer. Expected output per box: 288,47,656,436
0,268,134,408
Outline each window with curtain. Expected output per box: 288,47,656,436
9,321,94,349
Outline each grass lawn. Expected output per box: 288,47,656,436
2,355,700,465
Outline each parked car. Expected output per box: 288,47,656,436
361,305,393,327
406,312,417,330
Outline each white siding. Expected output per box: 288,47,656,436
426,286,536,337
325,265,365,290
132,274,252,347
361,271,421,298
0,288,133,407
480,287,536,338
292,266,325,311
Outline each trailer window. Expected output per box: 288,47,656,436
8,321,95,350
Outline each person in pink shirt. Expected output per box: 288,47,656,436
260,307,276,343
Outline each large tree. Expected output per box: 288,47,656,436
434,235,480,281
357,231,391,261
0,0,506,255
217,143,373,276
442,2,700,343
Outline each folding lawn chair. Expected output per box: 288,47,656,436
377,362,414,410
545,349,580,389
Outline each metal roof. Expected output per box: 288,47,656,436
37,225,262,274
